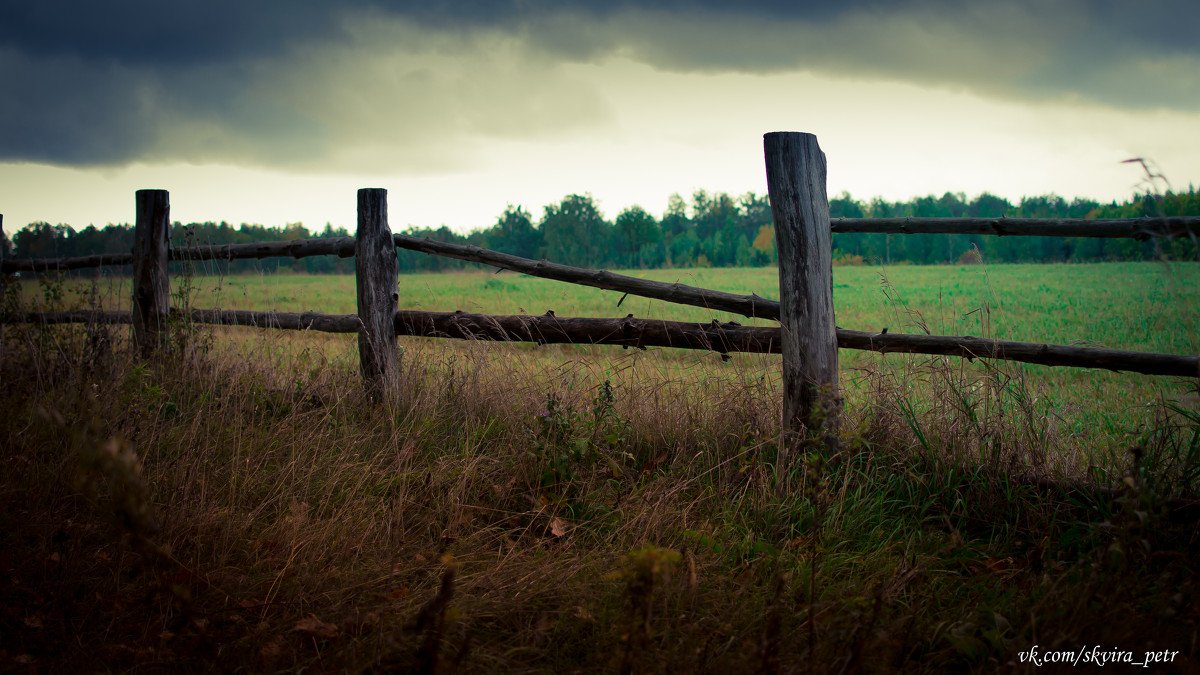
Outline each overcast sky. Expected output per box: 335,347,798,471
2,0,1198,237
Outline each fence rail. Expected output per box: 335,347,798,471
2,133,1198,460
14,307,1197,378
5,219,1199,276
830,216,1200,239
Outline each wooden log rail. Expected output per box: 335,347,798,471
176,237,356,262
831,216,1200,239
390,234,782,320
3,217,1196,275
392,311,773,353
0,238,356,273
6,308,1197,378
0,235,782,321
2,251,135,272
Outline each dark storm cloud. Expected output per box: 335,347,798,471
515,0,1200,109
0,0,337,165
0,0,872,64
0,1,339,65
0,49,153,162
1011,0,1200,109
1,0,1196,168
0,45,330,165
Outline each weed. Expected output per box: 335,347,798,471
532,379,632,502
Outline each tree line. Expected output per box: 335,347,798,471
6,188,1198,275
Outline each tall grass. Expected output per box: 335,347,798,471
2,263,1198,672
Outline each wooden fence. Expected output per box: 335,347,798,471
3,132,1199,446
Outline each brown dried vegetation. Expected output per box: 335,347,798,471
1,303,1198,672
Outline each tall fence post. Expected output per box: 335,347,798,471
133,190,171,357
764,132,840,468
356,188,400,402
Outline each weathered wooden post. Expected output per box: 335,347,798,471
355,188,400,402
133,190,171,357
764,132,840,465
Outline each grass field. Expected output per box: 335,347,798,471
136,261,1200,352
3,261,1199,672
31,260,1200,470
51,260,1200,346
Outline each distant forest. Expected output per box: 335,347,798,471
6,188,1199,274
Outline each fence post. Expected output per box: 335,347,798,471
355,188,400,402
133,190,171,357
764,132,840,465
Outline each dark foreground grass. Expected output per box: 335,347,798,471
1,317,1198,673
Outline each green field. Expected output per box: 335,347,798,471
233,261,1199,461
67,260,1186,351
56,260,1200,352
22,260,1200,472
144,261,1199,351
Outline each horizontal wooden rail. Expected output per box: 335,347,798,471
393,310,774,353
0,237,355,273
7,308,1196,377
192,308,359,332
3,252,134,272
5,215,1196,274
831,216,1200,239
5,310,135,325
174,237,356,262
835,330,1198,378
0,237,782,323
390,233,781,320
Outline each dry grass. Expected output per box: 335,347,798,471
1,308,1199,672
